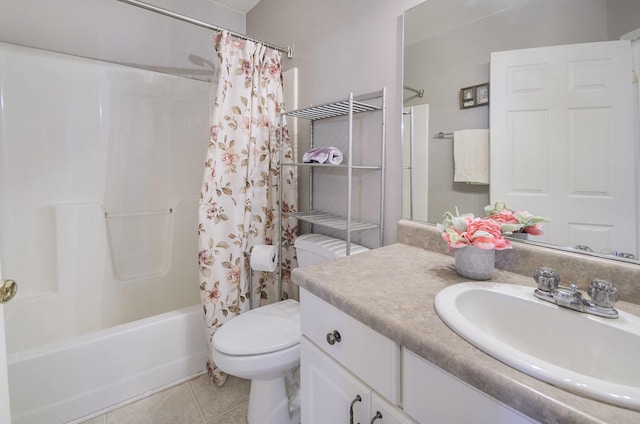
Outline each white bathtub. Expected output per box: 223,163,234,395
7,304,207,424
0,42,210,424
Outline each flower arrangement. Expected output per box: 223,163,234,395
438,208,512,251
438,202,548,250
483,201,548,235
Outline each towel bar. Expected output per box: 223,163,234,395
433,132,454,139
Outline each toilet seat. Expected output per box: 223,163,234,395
213,299,300,356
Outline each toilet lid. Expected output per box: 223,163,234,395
213,299,301,355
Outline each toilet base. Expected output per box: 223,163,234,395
248,376,300,424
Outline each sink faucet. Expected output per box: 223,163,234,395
533,267,620,318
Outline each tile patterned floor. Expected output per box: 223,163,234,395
79,375,250,424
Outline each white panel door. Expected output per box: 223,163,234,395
490,40,636,255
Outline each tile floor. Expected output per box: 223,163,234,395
79,375,250,424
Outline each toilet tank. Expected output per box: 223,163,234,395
294,234,370,267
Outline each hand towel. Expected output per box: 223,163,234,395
453,129,489,185
302,147,344,165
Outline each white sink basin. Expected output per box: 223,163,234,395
434,282,640,411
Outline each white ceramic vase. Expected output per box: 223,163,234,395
455,245,495,280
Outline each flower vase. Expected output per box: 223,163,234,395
455,245,495,280
509,232,529,240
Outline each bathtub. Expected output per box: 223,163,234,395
0,42,210,423
7,304,207,424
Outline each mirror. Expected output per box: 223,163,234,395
402,0,640,262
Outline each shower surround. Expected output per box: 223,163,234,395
0,42,209,423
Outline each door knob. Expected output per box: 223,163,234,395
0,279,17,304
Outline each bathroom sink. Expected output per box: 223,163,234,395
434,282,640,411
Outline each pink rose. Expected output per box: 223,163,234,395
487,210,519,225
467,218,512,250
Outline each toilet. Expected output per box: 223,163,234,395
211,233,369,424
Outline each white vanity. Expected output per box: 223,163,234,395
300,288,536,423
291,220,640,424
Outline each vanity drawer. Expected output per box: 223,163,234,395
300,288,400,403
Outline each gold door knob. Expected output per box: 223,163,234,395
0,279,17,304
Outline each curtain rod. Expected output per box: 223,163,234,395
115,0,293,58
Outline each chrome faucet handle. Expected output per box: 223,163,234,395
551,283,584,312
587,279,619,309
533,267,560,292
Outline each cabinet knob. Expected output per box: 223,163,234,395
370,411,383,423
326,330,342,345
349,394,362,424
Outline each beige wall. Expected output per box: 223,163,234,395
247,0,424,245
607,0,640,39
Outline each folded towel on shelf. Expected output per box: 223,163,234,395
453,129,489,185
302,146,344,165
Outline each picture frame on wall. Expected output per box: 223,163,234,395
460,86,475,108
476,83,489,105
460,82,489,109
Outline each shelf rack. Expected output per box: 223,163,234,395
285,98,383,120
277,89,386,296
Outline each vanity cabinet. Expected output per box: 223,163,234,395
300,288,540,424
300,289,414,424
301,338,414,423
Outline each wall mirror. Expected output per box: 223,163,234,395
402,0,640,264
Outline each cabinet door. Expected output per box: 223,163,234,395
301,337,372,424
402,349,538,424
371,392,417,424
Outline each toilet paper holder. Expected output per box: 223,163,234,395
250,245,278,272
248,245,279,309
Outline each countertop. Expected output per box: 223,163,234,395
291,242,640,424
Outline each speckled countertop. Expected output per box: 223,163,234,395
291,221,640,424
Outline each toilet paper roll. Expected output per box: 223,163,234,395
250,245,278,272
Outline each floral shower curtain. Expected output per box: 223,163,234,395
198,31,298,384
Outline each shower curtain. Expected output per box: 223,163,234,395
198,31,298,383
